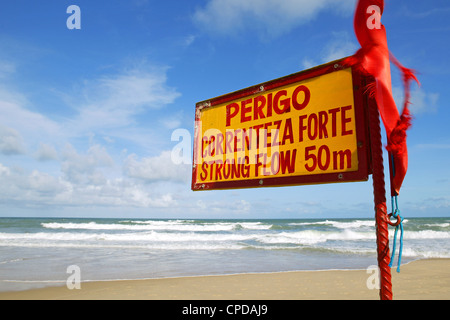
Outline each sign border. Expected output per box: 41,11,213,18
192,58,372,191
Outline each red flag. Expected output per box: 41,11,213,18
345,0,419,195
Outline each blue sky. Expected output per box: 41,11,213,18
0,0,449,219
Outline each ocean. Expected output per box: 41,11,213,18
1,217,449,292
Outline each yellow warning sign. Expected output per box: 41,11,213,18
192,60,370,190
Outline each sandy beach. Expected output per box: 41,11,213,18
0,258,448,300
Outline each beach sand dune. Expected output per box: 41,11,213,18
1,259,448,300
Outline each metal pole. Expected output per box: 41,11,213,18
368,95,393,300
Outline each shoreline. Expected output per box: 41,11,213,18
0,258,449,300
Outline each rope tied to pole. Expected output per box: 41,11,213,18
388,195,404,273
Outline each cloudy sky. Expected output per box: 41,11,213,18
0,0,449,219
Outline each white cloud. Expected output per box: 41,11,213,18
195,198,251,214
301,58,316,70
409,89,439,115
301,31,358,68
0,60,181,152
0,60,186,212
183,34,197,47
160,118,182,130
34,142,58,161
0,101,59,138
61,143,114,185
0,61,15,79
53,178,176,208
392,86,439,115
0,163,69,206
0,160,177,209
124,150,190,183
322,32,359,62
0,124,26,155
193,0,355,37
0,163,10,176
0,89,62,153
72,67,181,132
28,170,65,194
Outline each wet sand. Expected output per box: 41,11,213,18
1,259,448,300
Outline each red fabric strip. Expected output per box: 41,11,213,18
344,0,419,195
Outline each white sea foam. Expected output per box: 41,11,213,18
0,231,255,243
258,230,376,245
289,220,375,229
405,230,450,239
0,258,25,265
41,221,234,231
2,221,449,250
1,217,450,292
400,247,450,259
41,221,272,232
423,222,450,228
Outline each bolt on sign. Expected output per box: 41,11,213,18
192,59,372,191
